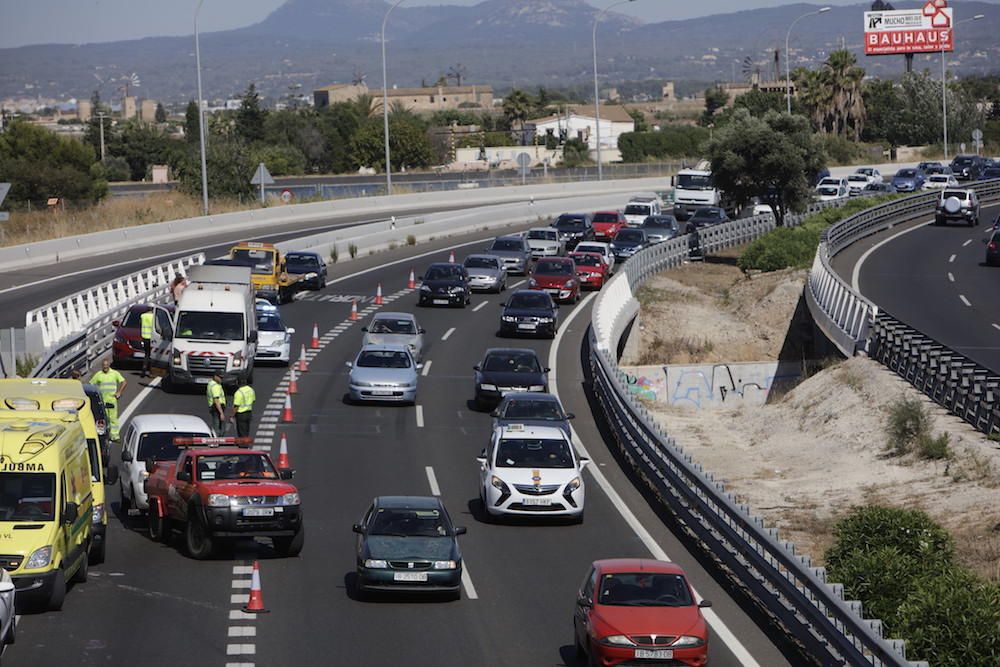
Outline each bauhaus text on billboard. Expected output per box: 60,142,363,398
864,0,953,56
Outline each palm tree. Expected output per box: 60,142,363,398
350,93,381,119
822,49,866,141
502,89,533,145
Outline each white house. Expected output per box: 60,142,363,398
529,105,635,163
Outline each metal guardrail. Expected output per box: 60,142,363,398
589,206,926,665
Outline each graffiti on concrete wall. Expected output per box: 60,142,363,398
621,362,801,409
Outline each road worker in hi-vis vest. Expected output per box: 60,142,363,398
139,308,154,378
90,358,127,441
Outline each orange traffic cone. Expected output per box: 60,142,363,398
297,344,309,373
310,323,320,349
277,433,291,469
374,283,384,305
288,367,298,395
242,561,269,614
281,392,294,423
407,268,416,289
448,250,455,263
350,300,359,321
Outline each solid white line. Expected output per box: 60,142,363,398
415,404,424,428
441,327,456,341
948,272,955,282
118,377,161,423
510,279,526,289
963,239,973,247
547,291,761,667
461,564,479,600
949,254,956,263
960,294,971,307
421,360,432,376
425,466,441,496
851,218,932,292
472,301,488,312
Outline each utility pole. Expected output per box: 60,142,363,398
96,112,107,161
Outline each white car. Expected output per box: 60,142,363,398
524,228,565,257
854,167,883,184
623,195,662,227
119,414,213,512
923,174,959,190
573,241,615,273
816,177,848,201
846,173,872,196
255,301,294,364
476,424,588,521
0,570,13,657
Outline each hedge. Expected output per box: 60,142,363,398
617,125,709,163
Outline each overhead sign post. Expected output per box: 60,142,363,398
864,0,953,56
249,163,275,205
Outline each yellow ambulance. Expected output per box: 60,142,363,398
0,379,117,564
0,410,92,610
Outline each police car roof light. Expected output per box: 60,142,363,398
172,436,253,448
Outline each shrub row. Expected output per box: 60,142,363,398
617,126,709,163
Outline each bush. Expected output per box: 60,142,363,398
825,546,931,625
406,234,416,246
561,138,590,168
822,135,868,165
886,396,932,456
330,245,338,264
618,125,709,162
826,506,954,574
917,432,950,460
349,243,358,259
103,156,131,182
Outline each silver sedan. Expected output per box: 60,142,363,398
463,254,508,293
346,344,421,404
362,312,426,361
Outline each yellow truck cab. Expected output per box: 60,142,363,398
0,379,117,565
0,411,93,610
229,241,306,304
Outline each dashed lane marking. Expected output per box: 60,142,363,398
993,324,1000,331
228,627,257,637
441,327,455,341
226,645,255,656
472,301,488,312
963,239,973,247
510,279,526,289
415,404,424,428
949,254,956,263
960,294,972,307
425,466,441,496
948,272,955,282
421,360,432,376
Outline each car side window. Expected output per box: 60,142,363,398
182,456,194,480
155,309,172,336
581,566,596,600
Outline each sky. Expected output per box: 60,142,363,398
0,0,991,48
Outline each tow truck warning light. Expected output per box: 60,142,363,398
173,436,253,447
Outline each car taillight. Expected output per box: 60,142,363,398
989,242,997,251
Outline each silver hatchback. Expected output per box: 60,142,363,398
464,254,508,293
347,345,422,404
362,312,426,361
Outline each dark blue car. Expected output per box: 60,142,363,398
890,168,925,192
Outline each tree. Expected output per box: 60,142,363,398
176,137,254,199
154,102,167,124
108,119,180,181
235,83,267,144
700,85,729,126
251,143,307,177
732,89,787,118
795,49,866,140
349,116,433,172
184,100,200,144
561,138,590,168
626,108,650,133
0,119,107,205
704,109,826,225
502,89,534,145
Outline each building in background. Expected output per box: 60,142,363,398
313,82,370,108
139,99,157,123
530,105,635,160
122,95,137,119
313,82,493,112
77,99,93,122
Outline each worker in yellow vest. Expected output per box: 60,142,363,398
139,308,155,378
90,358,127,441
207,372,227,436
230,376,256,438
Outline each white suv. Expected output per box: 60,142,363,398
119,414,212,512
935,189,980,227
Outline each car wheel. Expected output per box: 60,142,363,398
185,512,214,560
273,525,305,557
47,569,66,611
120,481,131,515
148,506,171,543
71,552,88,584
89,533,106,566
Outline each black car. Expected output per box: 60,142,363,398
864,182,896,194
284,251,327,290
551,213,595,250
610,228,649,261
499,290,558,338
491,392,575,437
640,215,682,243
982,166,1000,180
984,229,1000,266
418,263,471,307
687,206,729,229
950,155,985,181
82,383,111,472
353,496,466,599
918,161,945,175
473,348,549,409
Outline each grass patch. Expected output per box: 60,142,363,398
330,245,339,264
636,335,714,365
885,395,951,460
348,243,358,259
15,354,39,377
406,234,416,246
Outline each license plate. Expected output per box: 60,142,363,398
194,377,210,384
370,390,394,396
517,324,536,330
433,299,449,305
521,497,552,506
635,649,672,659
393,571,428,582
243,507,274,517
132,352,144,358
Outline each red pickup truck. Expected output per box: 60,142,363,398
144,438,304,559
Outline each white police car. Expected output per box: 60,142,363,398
255,300,294,364
476,424,588,522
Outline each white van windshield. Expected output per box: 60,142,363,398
176,312,245,340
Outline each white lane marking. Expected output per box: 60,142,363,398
425,466,441,496
960,294,971,307
949,254,956,263
851,219,932,292
510,279,526,289
461,565,479,600
229,610,255,621
118,377,161,422
548,292,761,667
948,272,955,282
963,239,973,247
993,323,1000,331
226,645,255,655
415,404,424,428
421,360,432,376
225,663,255,667
231,580,251,589
230,593,249,604
228,627,257,637
441,327,456,341
472,301,488,312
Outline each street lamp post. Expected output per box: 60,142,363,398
785,6,830,114
942,14,984,160
194,0,210,216
96,112,107,161
593,0,635,182
381,0,406,196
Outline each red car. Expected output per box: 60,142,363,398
574,559,710,667
592,210,627,240
528,256,580,303
569,252,609,290
112,303,175,367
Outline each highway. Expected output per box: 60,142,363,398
834,201,1000,372
5,225,798,666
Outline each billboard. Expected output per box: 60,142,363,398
864,0,953,55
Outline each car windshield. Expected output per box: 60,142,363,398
597,573,694,607
575,244,605,255
256,313,284,332
368,318,417,335
231,249,275,274
555,216,587,228
847,175,868,182
508,292,552,309
896,170,917,178
490,239,523,252
942,190,967,200
0,472,56,522
527,230,556,240
465,256,499,269
624,204,651,216
122,308,146,329
196,454,278,481
592,212,620,223
676,173,713,189
534,260,572,275
357,350,412,368
818,186,840,196
930,176,949,183
500,398,564,421
496,438,574,468
175,312,245,340
424,266,461,280
137,431,207,461
818,178,840,186
952,157,974,166
285,255,319,269
483,352,541,373
616,230,644,242
369,506,450,537
572,254,602,267
857,168,873,175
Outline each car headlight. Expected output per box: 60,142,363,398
601,635,636,647
566,477,582,492
529,385,545,391
352,378,372,387
563,280,574,288
432,560,457,570
92,502,105,523
364,559,388,569
172,353,183,366
490,475,509,492
671,635,705,648
114,335,127,344
448,286,465,294
480,383,497,391
280,493,300,506
26,545,53,570
538,317,553,323
232,356,243,368
420,285,431,292
207,494,229,507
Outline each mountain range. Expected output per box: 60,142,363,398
1,0,997,106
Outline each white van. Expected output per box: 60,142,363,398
623,194,662,227
119,414,213,512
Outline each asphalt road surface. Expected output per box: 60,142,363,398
6,227,798,666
